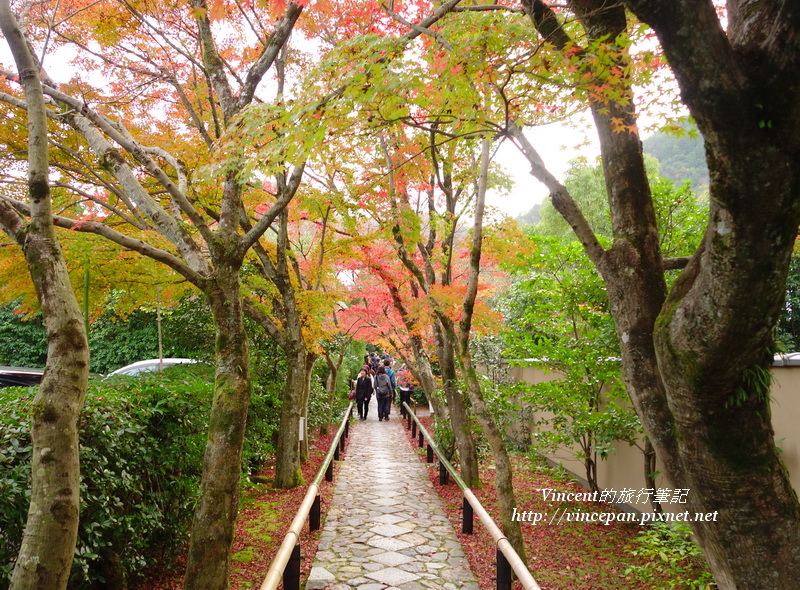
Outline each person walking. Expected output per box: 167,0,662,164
382,358,396,418
354,367,374,420
375,365,393,421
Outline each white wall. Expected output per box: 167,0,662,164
509,362,800,513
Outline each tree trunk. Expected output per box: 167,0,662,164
299,351,316,461
0,6,90,588
433,320,481,487
274,343,307,488
321,344,346,436
519,1,800,585
409,334,449,421
9,260,88,590
184,268,251,590
643,438,661,513
620,2,800,586
459,350,526,563
320,363,337,437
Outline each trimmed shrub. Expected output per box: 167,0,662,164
1,364,212,589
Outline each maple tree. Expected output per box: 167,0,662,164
490,0,800,585
0,4,89,589
0,1,307,587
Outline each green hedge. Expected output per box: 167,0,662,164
1,365,212,588
0,355,342,588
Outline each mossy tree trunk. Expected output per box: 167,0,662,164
433,319,481,487
0,6,90,588
274,343,308,488
184,257,251,589
519,0,800,585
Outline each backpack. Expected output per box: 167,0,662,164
375,373,392,398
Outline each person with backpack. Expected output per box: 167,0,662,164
374,365,393,421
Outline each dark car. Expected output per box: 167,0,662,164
0,366,45,388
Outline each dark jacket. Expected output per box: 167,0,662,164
355,375,374,400
375,373,392,398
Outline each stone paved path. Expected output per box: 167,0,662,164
306,398,480,590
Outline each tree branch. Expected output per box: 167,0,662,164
238,2,303,109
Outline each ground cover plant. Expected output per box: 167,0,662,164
404,414,715,589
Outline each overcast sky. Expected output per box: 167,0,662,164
489,117,601,218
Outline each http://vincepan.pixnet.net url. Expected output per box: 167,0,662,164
512,487,718,527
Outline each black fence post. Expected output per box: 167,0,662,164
418,430,424,448
334,444,340,462
496,549,512,590
339,430,346,453
284,543,301,590
326,459,334,482
310,494,321,531
439,461,448,485
462,497,474,534
411,419,417,438
426,443,434,463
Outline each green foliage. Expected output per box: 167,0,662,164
244,334,286,473
625,522,716,589
643,120,710,191
535,160,612,239
89,295,215,374
0,365,212,588
777,250,800,351
534,155,706,259
516,202,542,228
650,176,706,260
0,301,47,367
0,359,282,588
307,361,341,431
497,237,640,489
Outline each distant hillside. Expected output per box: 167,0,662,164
516,202,542,226
643,123,709,191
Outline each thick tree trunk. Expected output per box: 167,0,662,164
650,153,800,587
620,1,800,586
184,270,251,590
520,1,800,586
0,6,90,587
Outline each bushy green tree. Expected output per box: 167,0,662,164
535,155,705,251
498,237,639,491
89,295,215,374
0,302,46,367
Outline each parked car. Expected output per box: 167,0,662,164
107,358,198,377
0,366,45,388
